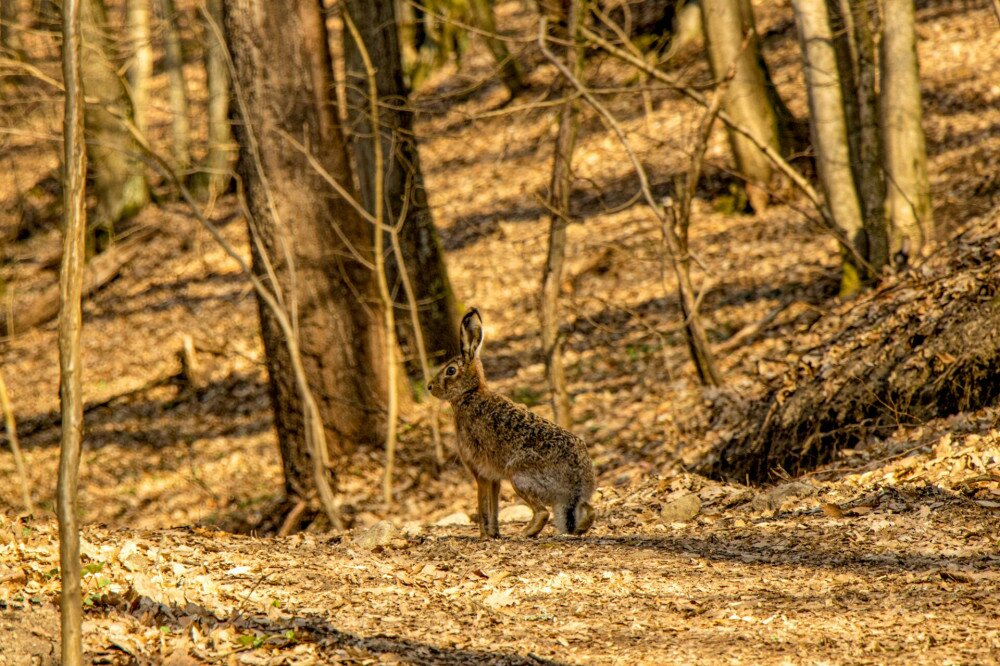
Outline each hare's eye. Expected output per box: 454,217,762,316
446,366,457,377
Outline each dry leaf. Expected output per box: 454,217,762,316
821,503,845,518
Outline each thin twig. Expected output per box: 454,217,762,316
577,24,875,275
342,11,400,507
0,370,33,514
389,167,444,466
539,18,722,385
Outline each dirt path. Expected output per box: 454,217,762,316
3,478,999,665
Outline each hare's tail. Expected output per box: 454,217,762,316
573,501,595,535
556,498,595,535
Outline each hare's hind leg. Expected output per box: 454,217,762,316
511,478,549,537
522,508,549,537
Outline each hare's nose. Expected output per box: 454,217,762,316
426,382,433,393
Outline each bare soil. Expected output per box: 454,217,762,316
1,1,999,664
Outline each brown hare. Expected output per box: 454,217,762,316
427,308,595,538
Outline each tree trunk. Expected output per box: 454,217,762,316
843,0,887,270
196,0,234,200
791,0,866,296
700,0,784,211
880,0,932,263
1,0,26,60
80,0,149,232
159,0,191,171
342,0,460,367
540,0,583,429
705,218,1000,484
826,0,861,182
126,0,152,136
224,0,388,502
57,0,88,661
467,0,524,96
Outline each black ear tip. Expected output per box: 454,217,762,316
463,307,481,324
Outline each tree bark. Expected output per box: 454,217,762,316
126,0,152,136
791,0,866,296
880,0,932,263
700,0,784,211
80,0,149,231
843,0,887,270
58,0,87,661
196,0,235,200
342,0,460,368
159,0,191,171
705,219,1000,484
224,0,388,502
540,0,583,429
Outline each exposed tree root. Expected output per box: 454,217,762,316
703,213,1000,483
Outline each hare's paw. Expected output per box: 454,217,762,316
521,509,549,537
479,524,501,539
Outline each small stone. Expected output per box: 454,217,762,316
660,493,702,523
353,520,399,550
434,512,472,527
498,505,534,523
401,521,423,537
750,481,817,513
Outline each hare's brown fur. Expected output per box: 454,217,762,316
428,309,595,538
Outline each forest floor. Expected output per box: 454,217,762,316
2,0,1000,663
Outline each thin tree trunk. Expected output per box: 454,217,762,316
159,0,191,170
57,0,87,660
198,0,234,200
540,0,583,429
827,0,861,182
126,0,152,136
342,0,460,367
791,0,866,296
224,0,387,503
700,0,784,211
844,0,887,270
880,0,931,262
80,0,149,231
467,0,524,96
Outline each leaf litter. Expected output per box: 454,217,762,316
1,0,1000,663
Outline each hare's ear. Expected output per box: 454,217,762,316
460,308,484,361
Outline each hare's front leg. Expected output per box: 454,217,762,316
476,477,501,539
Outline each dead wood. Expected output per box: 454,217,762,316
704,214,1000,484
0,226,154,336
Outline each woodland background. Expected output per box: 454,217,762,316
1,0,999,663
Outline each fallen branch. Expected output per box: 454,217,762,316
0,225,155,336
